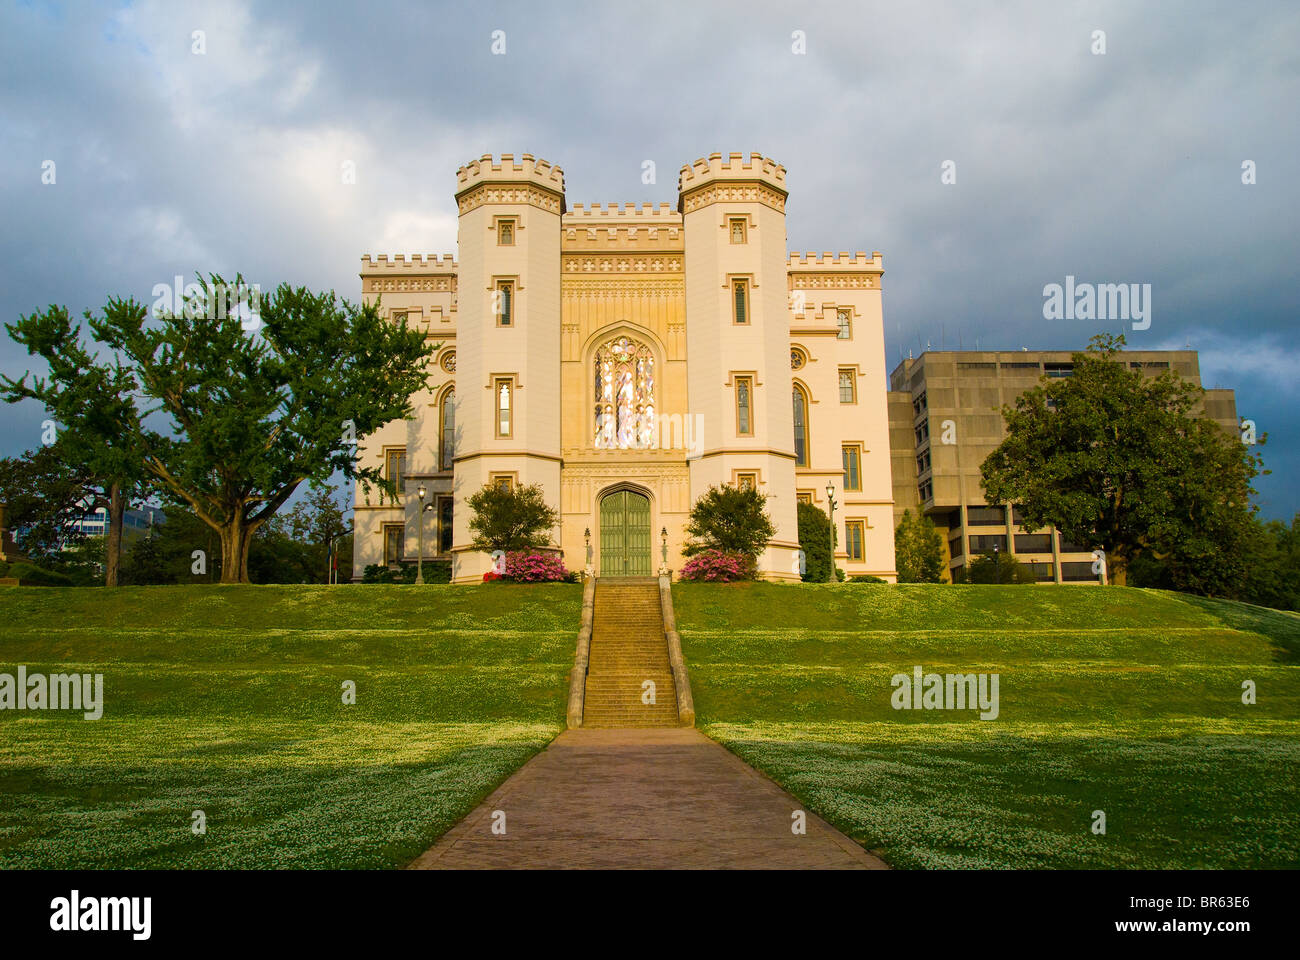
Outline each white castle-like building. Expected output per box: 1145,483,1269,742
353,152,897,583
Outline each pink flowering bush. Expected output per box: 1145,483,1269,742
502,551,570,583
679,549,756,582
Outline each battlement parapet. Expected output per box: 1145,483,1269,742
455,153,565,195
566,202,680,220
677,152,787,194
361,254,458,273
787,251,883,270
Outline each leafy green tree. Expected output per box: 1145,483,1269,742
30,275,435,583
3,303,149,585
683,484,776,561
960,550,1036,584
981,333,1263,586
0,442,90,560
895,509,945,583
796,500,834,582
467,482,559,554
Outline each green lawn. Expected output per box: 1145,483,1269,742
672,582,1300,869
0,584,580,869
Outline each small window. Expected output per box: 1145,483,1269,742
796,491,813,505
918,480,933,502
915,420,930,445
497,219,515,245
729,218,747,244
383,524,404,566
733,280,749,325
845,521,865,561
393,311,407,324
385,448,406,499
495,379,513,437
842,445,861,491
737,472,757,491
438,497,454,554
491,474,514,493
496,281,514,326
839,368,856,403
836,308,852,339
735,376,754,436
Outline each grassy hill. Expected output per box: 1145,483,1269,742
0,584,580,869
672,582,1300,869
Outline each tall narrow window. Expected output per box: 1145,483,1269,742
438,496,454,554
836,308,852,339
497,219,515,245
440,389,455,471
845,521,865,561
495,379,513,437
383,524,404,566
792,385,809,467
842,445,861,491
729,218,747,243
735,376,754,436
839,368,856,403
733,280,749,324
385,448,406,500
496,281,514,326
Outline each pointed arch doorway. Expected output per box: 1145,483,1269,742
599,488,652,577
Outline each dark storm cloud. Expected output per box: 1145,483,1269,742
2,0,1296,515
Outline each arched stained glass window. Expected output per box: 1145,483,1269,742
792,384,809,467
594,336,656,449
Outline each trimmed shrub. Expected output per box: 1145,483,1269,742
0,561,75,586
848,574,887,583
679,549,756,583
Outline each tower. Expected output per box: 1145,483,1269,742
678,153,801,580
451,154,566,582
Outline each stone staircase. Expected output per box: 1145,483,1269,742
582,578,680,727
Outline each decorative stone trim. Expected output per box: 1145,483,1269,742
658,574,695,727
566,576,596,728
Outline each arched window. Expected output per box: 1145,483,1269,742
594,335,656,449
792,384,809,467
440,388,455,471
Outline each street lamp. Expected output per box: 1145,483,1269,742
584,527,592,578
660,526,669,573
993,543,1000,585
825,483,838,584
415,483,427,584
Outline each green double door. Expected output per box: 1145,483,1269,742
599,490,652,577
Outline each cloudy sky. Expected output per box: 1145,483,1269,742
3,0,1297,518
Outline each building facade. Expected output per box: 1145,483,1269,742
353,153,898,583
887,349,1238,583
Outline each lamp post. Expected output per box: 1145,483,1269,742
825,483,838,584
415,483,427,584
993,543,1000,585
660,526,669,575
584,527,592,578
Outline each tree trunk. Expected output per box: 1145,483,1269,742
218,514,254,584
104,483,125,587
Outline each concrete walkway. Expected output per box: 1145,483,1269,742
408,728,887,869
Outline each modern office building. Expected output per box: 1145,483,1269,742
887,349,1238,583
